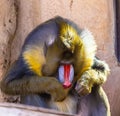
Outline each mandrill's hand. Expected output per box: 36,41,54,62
75,70,94,96
46,78,68,101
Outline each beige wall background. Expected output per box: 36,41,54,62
0,0,119,116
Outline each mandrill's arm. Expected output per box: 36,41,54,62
75,58,110,95
0,60,67,101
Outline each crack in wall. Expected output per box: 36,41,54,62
8,0,19,66
70,0,73,11
1,0,19,76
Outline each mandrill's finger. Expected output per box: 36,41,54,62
76,87,84,95
79,86,91,96
75,82,91,96
75,82,82,92
75,79,85,92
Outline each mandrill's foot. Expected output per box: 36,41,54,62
75,71,94,96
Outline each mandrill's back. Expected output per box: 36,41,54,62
21,16,82,52
22,17,60,51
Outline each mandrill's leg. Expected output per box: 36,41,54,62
75,58,110,95
21,94,50,108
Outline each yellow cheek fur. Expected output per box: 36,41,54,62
23,46,46,76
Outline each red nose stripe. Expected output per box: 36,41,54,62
63,64,71,88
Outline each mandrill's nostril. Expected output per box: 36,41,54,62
63,82,72,89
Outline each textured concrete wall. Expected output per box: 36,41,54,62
0,0,17,102
0,0,119,115
0,0,17,79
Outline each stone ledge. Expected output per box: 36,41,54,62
0,102,76,116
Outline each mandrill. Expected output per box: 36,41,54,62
0,16,110,116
